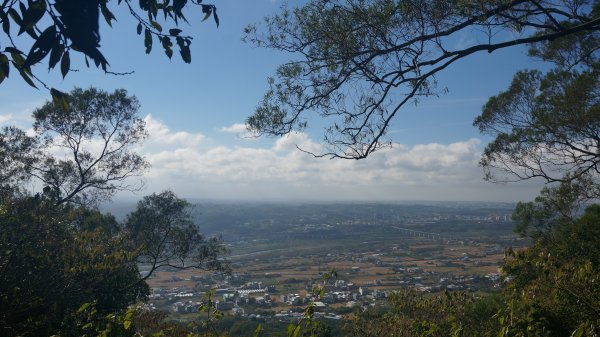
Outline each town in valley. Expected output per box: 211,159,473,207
106,201,524,329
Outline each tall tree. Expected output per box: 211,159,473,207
0,196,148,336
4,87,149,206
244,0,600,159
125,190,229,278
475,45,600,199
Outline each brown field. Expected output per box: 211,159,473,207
147,237,507,295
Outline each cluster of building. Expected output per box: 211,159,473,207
172,301,201,314
150,263,504,319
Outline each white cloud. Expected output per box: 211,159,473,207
0,99,44,128
135,117,542,201
0,114,13,126
219,122,258,140
272,131,321,153
0,109,540,201
144,115,205,147
219,123,247,134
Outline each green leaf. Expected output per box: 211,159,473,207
4,47,21,54
169,28,182,36
151,1,159,18
0,53,9,81
139,0,149,10
7,8,22,26
60,50,70,78
202,10,211,22
136,22,142,35
161,37,173,59
101,2,116,27
27,1,46,26
123,309,134,330
77,302,91,313
50,88,69,110
213,8,219,27
150,20,162,32
201,4,214,23
173,0,186,13
48,44,64,70
179,45,190,63
0,11,10,35
18,0,46,35
24,25,56,68
571,323,587,337
10,51,25,67
23,49,47,68
253,324,263,337
287,324,300,337
31,25,56,52
144,29,152,53
18,2,26,18
176,37,191,63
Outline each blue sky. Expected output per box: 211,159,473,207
0,1,548,202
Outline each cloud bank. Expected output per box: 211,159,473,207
138,117,542,202
0,111,541,202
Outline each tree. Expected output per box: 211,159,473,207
475,49,600,199
498,204,600,337
0,126,38,195
244,0,600,159
6,87,149,206
0,0,219,90
0,87,229,335
125,190,229,279
0,195,148,336
347,289,500,337
511,178,591,239
0,189,228,336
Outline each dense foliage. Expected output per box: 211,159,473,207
0,195,147,336
348,290,502,337
499,205,600,336
0,0,218,91
0,88,227,336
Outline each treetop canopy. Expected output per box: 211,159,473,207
0,0,218,92
244,0,600,159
